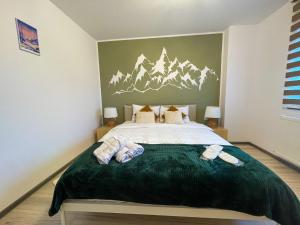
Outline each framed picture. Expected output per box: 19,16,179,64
15,18,40,55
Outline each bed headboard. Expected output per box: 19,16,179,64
124,104,197,121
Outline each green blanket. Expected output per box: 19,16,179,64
49,143,300,225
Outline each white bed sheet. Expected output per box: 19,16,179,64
100,121,231,146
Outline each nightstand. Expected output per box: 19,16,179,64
96,126,113,140
213,127,228,140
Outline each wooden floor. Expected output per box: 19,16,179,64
0,144,299,225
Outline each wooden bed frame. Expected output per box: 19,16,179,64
58,105,276,225
59,200,276,225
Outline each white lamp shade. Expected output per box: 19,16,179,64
104,107,118,118
204,106,221,119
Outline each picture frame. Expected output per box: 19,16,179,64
15,18,40,55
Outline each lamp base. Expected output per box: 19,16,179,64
207,118,218,128
105,118,117,128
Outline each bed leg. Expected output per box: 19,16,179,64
60,208,66,225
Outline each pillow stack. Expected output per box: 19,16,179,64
164,111,184,124
132,104,160,123
160,105,190,123
131,104,190,124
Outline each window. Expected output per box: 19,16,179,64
284,0,300,110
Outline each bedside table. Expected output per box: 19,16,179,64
213,127,228,140
96,126,113,140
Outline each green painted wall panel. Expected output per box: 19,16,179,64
98,34,223,123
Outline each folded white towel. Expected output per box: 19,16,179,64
93,136,127,164
115,142,144,163
201,144,223,160
218,151,238,164
200,145,244,166
218,151,244,166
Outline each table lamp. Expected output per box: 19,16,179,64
204,106,221,128
104,107,118,127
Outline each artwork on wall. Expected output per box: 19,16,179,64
109,47,218,95
15,18,40,55
98,33,223,123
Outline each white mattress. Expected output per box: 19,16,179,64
99,121,231,146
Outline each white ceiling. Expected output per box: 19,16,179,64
50,0,288,41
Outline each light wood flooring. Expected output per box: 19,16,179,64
0,144,299,225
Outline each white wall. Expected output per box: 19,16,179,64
249,3,300,166
0,0,101,212
224,3,300,166
224,25,257,141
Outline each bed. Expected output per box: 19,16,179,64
49,105,300,225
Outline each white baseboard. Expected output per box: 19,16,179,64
249,142,300,171
272,150,300,168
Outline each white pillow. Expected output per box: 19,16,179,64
164,111,184,124
177,106,189,117
177,106,190,123
158,106,166,122
132,104,143,121
150,105,160,116
132,104,160,121
159,105,190,123
183,115,190,123
135,111,155,123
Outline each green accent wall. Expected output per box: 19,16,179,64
98,34,223,123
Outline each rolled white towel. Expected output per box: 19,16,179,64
114,135,128,149
201,144,223,160
218,151,244,166
115,147,132,163
93,136,127,164
115,142,144,163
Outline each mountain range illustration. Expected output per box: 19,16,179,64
109,47,218,95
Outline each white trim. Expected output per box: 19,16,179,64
280,114,300,123
96,42,104,126
219,30,228,126
219,32,225,106
60,200,272,225
272,148,300,168
97,31,224,43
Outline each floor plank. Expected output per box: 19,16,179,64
0,144,298,225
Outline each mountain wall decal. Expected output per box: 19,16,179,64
109,47,218,95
